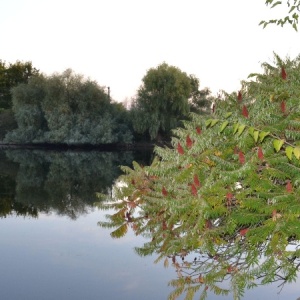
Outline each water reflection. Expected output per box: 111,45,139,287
1,148,186,300
0,149,299,299
0,149,152,219
0,210,181,300
98,161,300,300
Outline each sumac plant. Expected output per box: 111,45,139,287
98,53,300,300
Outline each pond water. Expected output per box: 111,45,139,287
0,149,299,300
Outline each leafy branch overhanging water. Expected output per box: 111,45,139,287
97,53,300,300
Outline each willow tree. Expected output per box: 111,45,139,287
98,53,300,299
41,69,114,144
5,69,133,144
131,63,211,141
7,75,47,142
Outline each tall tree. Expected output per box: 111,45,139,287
131,63,211,141
0,60,39,109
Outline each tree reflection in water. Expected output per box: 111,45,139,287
98,160,300,300
0,149,152,219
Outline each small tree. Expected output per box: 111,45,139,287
99,53,300,299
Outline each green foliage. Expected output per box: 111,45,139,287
0,60,39,109
188,77,213,114
109,102,134,143
2,149,136,219
260,0,300,31
131,63,212,141
0,109,17,140
98,53,300,299
5,69,133,144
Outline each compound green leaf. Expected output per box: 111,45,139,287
237,124,246,136
271,1,281,8
110,223,128,238
219,121,229,133
273,139,284,152
289,5,296,14
225,112,233,119
248,127,255,136
233,123,239,135
292,23,298,32
259,131,270,142
205,119,212,128
210,119,219,127
293,147,300,159
253,131,259,143
285,146,294,160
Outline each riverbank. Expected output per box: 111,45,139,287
0,109,171,151
0,141,158,151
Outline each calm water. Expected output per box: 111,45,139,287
0,149,299,300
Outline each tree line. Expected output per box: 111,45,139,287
0,60,213,145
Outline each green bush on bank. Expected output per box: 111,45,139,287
4,69,133,145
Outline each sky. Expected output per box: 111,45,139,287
1,0,300,103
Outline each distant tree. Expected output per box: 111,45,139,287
5,69,133,144
131,63,211,141
7,75,47,142
41,69,115,144
188,75,213,114
0,60,39,109
109,101,134,143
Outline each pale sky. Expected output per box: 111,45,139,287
1,0,300,102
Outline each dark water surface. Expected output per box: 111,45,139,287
0,149,299,300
